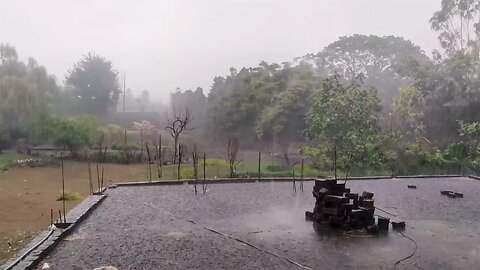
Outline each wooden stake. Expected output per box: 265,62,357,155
88,160,93,195
101,166,104,192
146,142,152,182
158,134,163,178
292,170,296,192
177,144,183,181
258,151,261,181
61,155,66,223
300,159,304,192
203,153,206,193
140,128,144,162
96,165,100,192
192,148,198,194
334,146,337,180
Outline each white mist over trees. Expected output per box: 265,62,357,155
0,44,58,150
1,0,480,175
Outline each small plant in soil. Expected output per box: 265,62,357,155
56,190,81,201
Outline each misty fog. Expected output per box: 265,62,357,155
1,0,440,101
3,0,480,268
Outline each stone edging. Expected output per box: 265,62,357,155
114,177,318,187
111,175,474,188
395,174,462,179
1,195,106,270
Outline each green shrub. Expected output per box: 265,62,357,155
111,143,141,151
291,163,324,177
266,164,289,172
56,191,81,201
92,148,145,164
104,151,126,163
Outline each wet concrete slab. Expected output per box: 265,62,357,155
43,177,480,269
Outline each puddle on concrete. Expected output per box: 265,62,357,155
166,231,186,239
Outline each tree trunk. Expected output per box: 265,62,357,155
177,144,182,180
283,153,290,166
230,163,234,179
174,136,179,164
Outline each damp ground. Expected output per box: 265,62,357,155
43,177,480,269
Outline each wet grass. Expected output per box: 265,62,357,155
0,152,28,172
0,232,33,262
237,158,326,178
56,190,81,201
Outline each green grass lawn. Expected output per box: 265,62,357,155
164,158,326,179
237,158,327,178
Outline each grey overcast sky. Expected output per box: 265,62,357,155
1,0,440,102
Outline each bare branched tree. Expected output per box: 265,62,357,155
227,137,241,178
165,108,192,164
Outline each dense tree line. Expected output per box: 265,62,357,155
204,34,429,146
0,46,121,152
0,44,59,149
204,0,480,175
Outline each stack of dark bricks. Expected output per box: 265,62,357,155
306,179,375,229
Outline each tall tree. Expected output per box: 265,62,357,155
206,62,310,145
0,45,58,142
66,52,120,115
255,66,316,143
305,75,382,175
413,54,480,144
392,86,426,140
0,44,18,63
304,35,430,106
430,0,480,58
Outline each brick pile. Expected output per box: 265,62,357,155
305,179,376,230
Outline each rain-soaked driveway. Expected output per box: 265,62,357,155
44,177,480,269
